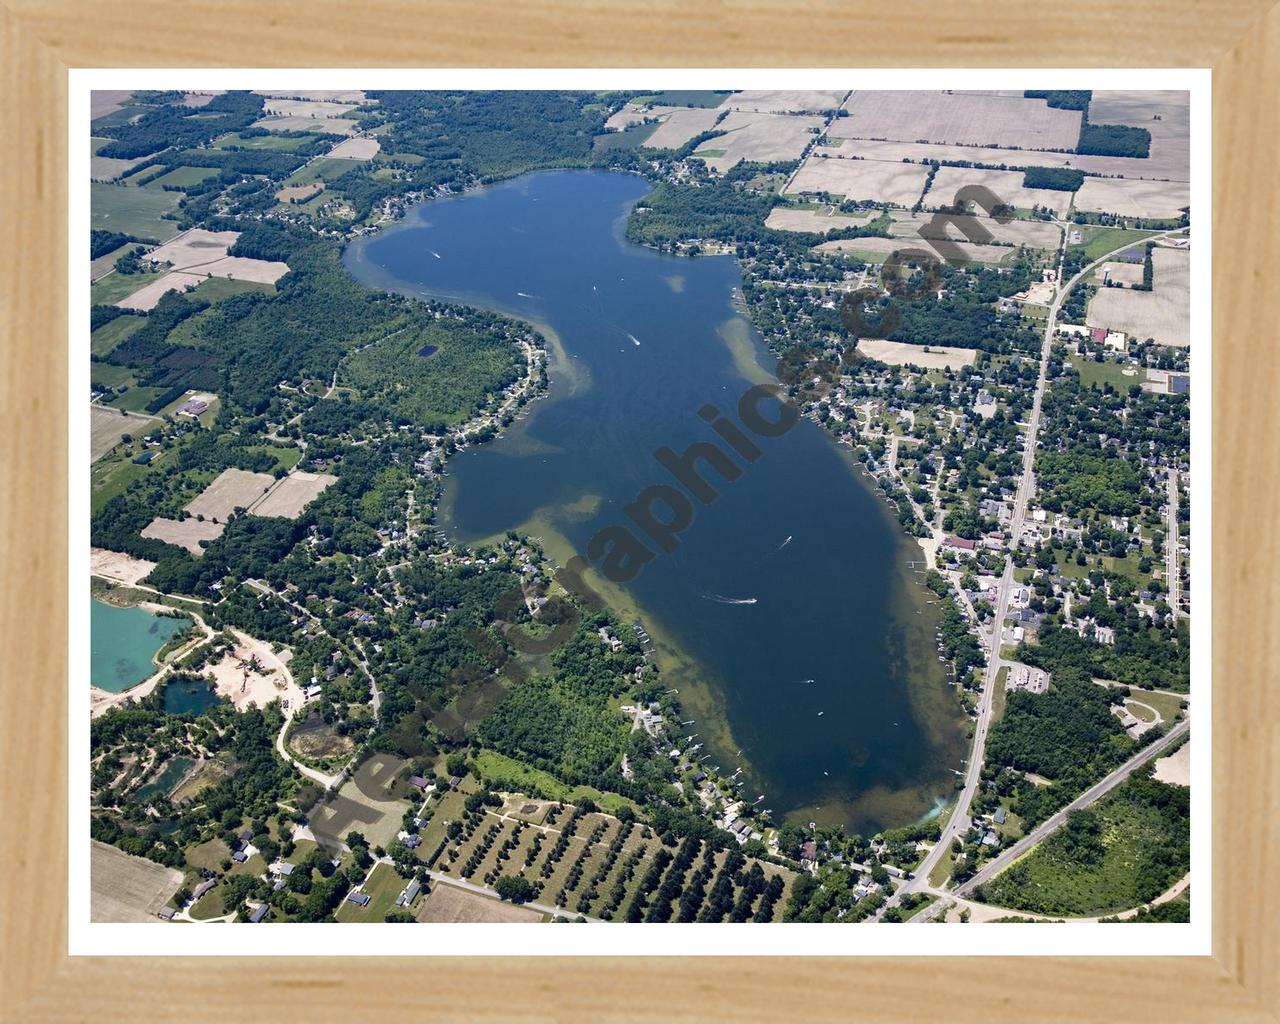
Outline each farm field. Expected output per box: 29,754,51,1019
326,137,380,160
1096,260,1145,286
889,210,1063,249
184,468,277,521
828,137,1190,183
115,271,207,311
255,89,368,104
856,338,978,370
90,405,154,462
817,235,1011,265
253,114,357,135
211,131,314,151
90,183,181,242
417,882,544,923
251,470,338,518
276,182,324,203
90,840,182,922
924,165,1071,217
764,206,875,233
1074,176,1191,220
91,138,152,183
90,313,146,357
787,154,931,206
631,90,731,108
188,277,277,303
90,241,137,283
832,90,1083,150
694,110,825,173
144,166,220,190
1068,225,1159,262
146,229,241,270
640,106,723,150
284,157,365,186
724,90,847,113
141,516,226,555
1089,91,1190,187
262,97,360,119
1087,247,1190,347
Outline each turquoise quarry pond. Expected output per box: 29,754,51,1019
345,170,965,832
90,599,190,693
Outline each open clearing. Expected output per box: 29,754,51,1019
787,154,931,206
1074,176,1191,220
310,756,411,850
261,97,359,119
832,90,1083,150
889,210,1063,249
91,840,182,922
1097,260,1146,286
326,136,380,160
91,405,155,461
925,165,1071,217
91,90,135,120
91,547,157,586
90,183,181,242
828,137,1190,183
416,882,543,923
251,470,338,518
252,115,357,135
764,206,875,233
857,338,977,369
145,166,220,190
723,90,847,113
146,229,240,268
141,516,227,555
817,235,1011,265
640,106,724,150
207,629,300,711
115,272,207,311
91,140,151,183
277,182,325,204
1087,247,1190,347
694,110,824,172
185,468,277,521
256,89,368,104
1153,742,1190,786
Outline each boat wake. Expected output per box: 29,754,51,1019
627,333,641,347
428,249,442,259
517,292,535,298
703,593,758,606
775,534,793,552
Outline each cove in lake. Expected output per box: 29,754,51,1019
345,170,966,833
90,599,191,693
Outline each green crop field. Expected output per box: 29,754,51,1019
90,313,146,358
90,268,165,307
144,166,220,190
91,183,182,243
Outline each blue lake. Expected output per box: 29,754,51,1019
90,599,190,693
345,170,965,832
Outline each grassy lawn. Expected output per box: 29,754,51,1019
90,363,136,389
992,665,1010,722
104,385,169,413
143,165,220,190
334,862,413,922
90,269,165,306
189,277,277,303
472,750,635,816
211,131,313,151
185,837,230,874
1068,226,1158,263
1067,356,1143,392
593,121,659,152
90,456,151,515
91,182,182,242
284,157,364,187
90,314,146,358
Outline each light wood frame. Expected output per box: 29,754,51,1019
2,2,1277,1019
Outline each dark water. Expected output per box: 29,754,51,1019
345,170,964,833
160,676,221,716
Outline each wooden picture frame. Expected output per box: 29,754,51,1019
1,2,1276,1019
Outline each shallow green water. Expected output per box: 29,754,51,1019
345,170,966,833
90,599,190,693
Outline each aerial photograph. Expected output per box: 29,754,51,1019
86,86,1192,928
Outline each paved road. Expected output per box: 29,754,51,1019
894,226,1190,907
1167,469,1183,616
954,718,1191,898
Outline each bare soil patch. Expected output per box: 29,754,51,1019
91,405,155,461
1153,741,1190,787
252,115,357,135
640,106,723,150
787,154,931,206
832,90,1083,150
91,840,182,922
1086,247,1190,347
140,517,226,555
91,547,157,585
260,98,359,119
695,110,825,173
889,211,1062,250
765,206,874,233
116,272,207,311
1074,177,1191,220
207,629,300,712
723,90,847,113
326,136,380,160
416,882,543,923
276,182,325,204
184,468,277,522
925,165,1071,217
818,235,1011,265
251,470,338,519
856,338,977,370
